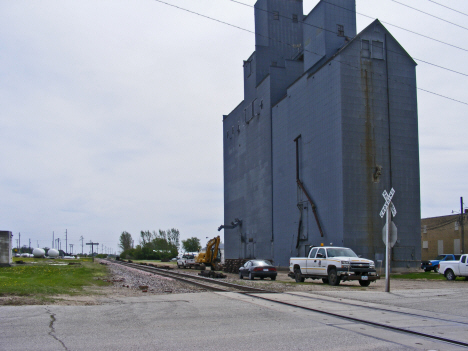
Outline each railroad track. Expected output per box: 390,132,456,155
110,259,270,293
246,292,468,348
109,259,468,348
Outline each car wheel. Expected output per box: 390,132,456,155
359,280,371,287
445,269,456,281
177,264,181,268
322,278,329,284
260,277,264,280
434,266,439,273
249,272,254,280
294,269,305,283
328,269,340,286
271,276,276,281
239,271,243,279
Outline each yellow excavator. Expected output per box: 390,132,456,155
195,236,222,270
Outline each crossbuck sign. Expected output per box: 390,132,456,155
380,188,397,218
380,187,396,293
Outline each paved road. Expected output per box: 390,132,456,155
1,287,468,351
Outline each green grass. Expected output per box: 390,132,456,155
389,271,460,280
0,258,110,298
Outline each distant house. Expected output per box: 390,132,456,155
222,0,420,268
421,213,467,261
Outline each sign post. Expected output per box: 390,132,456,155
86,242,99,262
380,188,396,293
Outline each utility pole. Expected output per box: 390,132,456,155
80,236,84,255
70,244,73,254
18,232,20,250
461,197,465,254
65,229,68,255
29,239,31,253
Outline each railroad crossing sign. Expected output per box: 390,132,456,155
380,188,396,293
380,188,397,218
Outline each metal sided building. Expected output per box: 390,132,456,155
222,0,421,269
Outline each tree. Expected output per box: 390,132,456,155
182,237,201,253
119,231,133,251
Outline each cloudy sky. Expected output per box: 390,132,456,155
1,0,467,253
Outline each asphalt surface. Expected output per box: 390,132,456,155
2,285,468,351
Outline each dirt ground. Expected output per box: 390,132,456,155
1,260,463,306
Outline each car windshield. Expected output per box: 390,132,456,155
251,260,272,266
326,248,358,258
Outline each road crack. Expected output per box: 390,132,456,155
45,308,69,351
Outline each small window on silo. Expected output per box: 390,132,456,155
337,24,344,37
372,40,384,59
361,40,370,58
422,241,428,249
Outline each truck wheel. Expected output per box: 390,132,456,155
434,266,439,273
294,269,305,283
328,269,340,286
424,268,430,272
359,280,371,287
322,278,329,284
445,269,456,281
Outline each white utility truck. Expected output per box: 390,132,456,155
289,246,379,286
438,254,468,280
177,254,196,269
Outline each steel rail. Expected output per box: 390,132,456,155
246,293,468,348
111,260,270,294
284,292,468,326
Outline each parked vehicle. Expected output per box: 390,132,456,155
420,254,461,272
289,246,379,286
177,254,196,269
438,254,468,280
239,260,277,280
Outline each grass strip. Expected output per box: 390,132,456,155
0,258,110,298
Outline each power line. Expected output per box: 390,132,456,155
427,0,468,17
151,0,467,106
227,0,468,77
390,0,468,31
319,0,468,53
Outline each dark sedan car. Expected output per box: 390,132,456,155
239,260,277,280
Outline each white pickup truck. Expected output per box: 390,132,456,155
289,246,379,286
438,254,468,280
177,254,196,269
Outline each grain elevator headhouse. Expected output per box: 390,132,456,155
222,0,420,269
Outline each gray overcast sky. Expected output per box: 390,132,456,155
1,0,467,253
